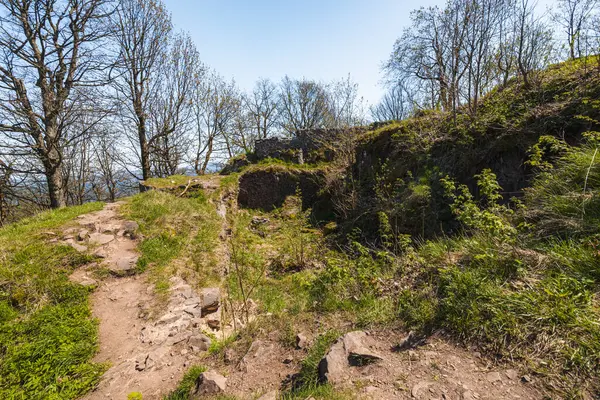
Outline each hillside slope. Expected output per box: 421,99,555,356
2,58,600,400
346,57,600,241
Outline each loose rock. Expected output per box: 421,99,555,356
257,390,278,400
318,331,383,384
200,288,220,314
343,331,383,366
191,371,227,396
296,333,308,349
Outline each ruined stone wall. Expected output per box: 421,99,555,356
254,128,366,164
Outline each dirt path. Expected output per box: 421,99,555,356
63,197,548,399
65,202,223,400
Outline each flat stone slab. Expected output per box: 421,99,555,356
65,239,87,253
89,232,115,246
107,256,138,275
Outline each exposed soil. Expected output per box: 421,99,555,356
65,202,224,400
210,329,547,400
65,197,547,400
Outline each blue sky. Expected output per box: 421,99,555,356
163,0,556,107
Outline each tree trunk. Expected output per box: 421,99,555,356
200,138,214,174
47,165,66,208
138,121,151,181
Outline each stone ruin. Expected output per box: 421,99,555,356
254,127,366,165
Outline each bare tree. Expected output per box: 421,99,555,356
244,78,280,141
385,3,469,113
93,133,120,201
0,158,12,225
0,0,113,208
230,106,254,153
149,32,204,177
193,72,239,174
112,0,172,181
63,132,93,205
279,76,329,135
326,75,365,128
554,0,599,59
515,0,553,87
371,84,412,121
385,0,554,111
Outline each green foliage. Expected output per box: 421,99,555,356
526,135,569,171
128,392,143,400
0,203,106,399
524,140,600,237
397,288,437,330
378,211,411,253
441,169,516,240
395,142,600,389
207,333,239,355
309,242,396,326
272,205,321,273
163,365,207,400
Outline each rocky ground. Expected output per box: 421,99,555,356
64,202,228,399
189,329,545,399
61,197,548,399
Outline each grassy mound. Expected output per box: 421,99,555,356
344,57,600,242
0,203,106,399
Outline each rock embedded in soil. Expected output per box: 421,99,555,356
411,381,434,397
88,232,115,246
121,221,139,237
77,229,90,241
318,331,383,384
108,256,139,276
343,331,383,366
184,306,202,318
191,371,227,396
78,276,98,287
257,390,278,400
486,371,502,383
200,287,220,314
188,334,211,351
295,333,308,349
318,339,348,384
65,239,87,252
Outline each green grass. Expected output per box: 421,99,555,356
143,174,201,189
0,202,107,399
392,148,600,392
123,190,222,293
163,365,207,400
281,330,348,400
